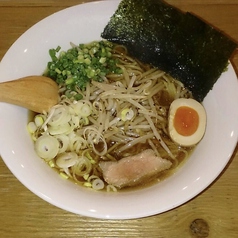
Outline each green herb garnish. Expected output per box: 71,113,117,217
44,41,122,94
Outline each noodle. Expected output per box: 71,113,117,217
29,42,194,191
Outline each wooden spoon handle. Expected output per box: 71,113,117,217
0,76,59,113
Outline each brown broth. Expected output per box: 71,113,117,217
27,72,195,192
28,107,195,192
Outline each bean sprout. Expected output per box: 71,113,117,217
28,41,194,191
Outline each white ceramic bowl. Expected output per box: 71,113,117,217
0,0,238,219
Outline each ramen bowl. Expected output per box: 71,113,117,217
0,1,238,219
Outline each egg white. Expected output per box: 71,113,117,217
168,98,207,147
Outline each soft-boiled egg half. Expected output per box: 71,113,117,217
168,98,206,147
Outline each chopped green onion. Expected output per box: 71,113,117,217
83,182,92,187
121,108,135,121
44,40,122,92
83,174,89,180
27,121,37,134
74,93,83,101
59,172,69,180
48,160,55,168
34,115,44,127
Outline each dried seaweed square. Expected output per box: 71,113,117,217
101,0,237,101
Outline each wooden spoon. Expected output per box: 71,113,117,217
0,76,59,113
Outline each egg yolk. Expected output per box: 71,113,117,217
173,106,199,136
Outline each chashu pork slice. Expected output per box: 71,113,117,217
99,149,172,188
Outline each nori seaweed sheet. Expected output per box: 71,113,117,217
101,0,237,102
